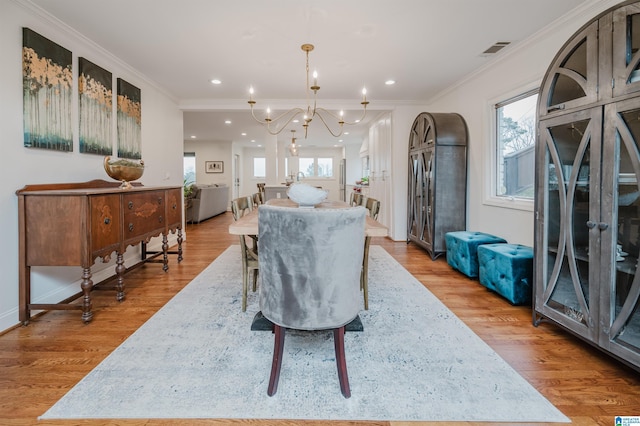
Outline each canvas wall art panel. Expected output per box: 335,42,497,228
117,78,141,159
22,28,73,151
78,57,112,155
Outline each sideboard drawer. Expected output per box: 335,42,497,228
123,191,165,241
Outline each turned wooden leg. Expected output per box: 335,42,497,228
115,252,126,302
80,267,94,323
268,325,285,396
177,228,183,262
334,326,351,398
162,234,169,272
252,269,258,292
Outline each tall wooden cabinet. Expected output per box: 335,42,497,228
407,112,467,259
535,0,640,371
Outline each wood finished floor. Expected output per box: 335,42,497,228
1,212,639,426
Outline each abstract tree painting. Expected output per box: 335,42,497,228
22,28,73,151
117,78,141,159
79,58,113,155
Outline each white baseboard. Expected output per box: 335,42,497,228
0,234,181,333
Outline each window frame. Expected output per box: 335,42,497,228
296,156,335,179
484,84,538,212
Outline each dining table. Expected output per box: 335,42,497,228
228,198,388,237
228,197,388,331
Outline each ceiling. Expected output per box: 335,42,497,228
29,0,589,147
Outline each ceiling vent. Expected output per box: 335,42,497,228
481,41,511,56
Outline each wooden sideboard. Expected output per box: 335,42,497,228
16,179,183,324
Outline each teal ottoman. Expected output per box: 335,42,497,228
445,231,507,278
477,243,533,305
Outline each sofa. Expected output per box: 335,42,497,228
186,184,229,223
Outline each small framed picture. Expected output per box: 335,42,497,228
205,161,224,173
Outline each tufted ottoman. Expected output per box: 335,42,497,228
445,231,507,278
477,243,533,305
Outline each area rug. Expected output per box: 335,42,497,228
41,245,568,422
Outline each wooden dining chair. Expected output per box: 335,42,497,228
231,196,258,311
349,192,363,207
252,192,264,207
258,204,366,398
361,197,380,310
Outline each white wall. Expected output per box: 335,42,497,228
389,0,621,246
0,1,184,332
183,139,233,188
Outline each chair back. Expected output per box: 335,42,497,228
350,192,364,206
231,196,254,221
252,192,264,206
258,205,366,330
363,197,381,220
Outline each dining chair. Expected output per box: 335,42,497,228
252,192,264,207
349,192,363,206
361,197,380,310
231,196,258,311
258,204,366,398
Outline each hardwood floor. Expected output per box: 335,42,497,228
1,212,639,426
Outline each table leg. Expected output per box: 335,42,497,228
115,252,126,301
81,267,94,323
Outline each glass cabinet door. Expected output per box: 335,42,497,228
408,150,425,242
600,100,640,365
535,107,602,342
538,21,599,118
613,3,640,98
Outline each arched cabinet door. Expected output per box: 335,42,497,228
407,112,467,260
535,0,640,371
538,20,599,118
612,2,640,98
535,108,602,343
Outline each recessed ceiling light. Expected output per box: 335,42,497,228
225,120,231,124
385,80,396,85
344,132,349,135
293,119,300,123
190,135,196,139
251,139,256,142
241,132,247,136
210,79,222,85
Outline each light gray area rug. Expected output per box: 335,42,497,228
41,245,569,422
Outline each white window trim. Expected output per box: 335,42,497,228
483,81,539,213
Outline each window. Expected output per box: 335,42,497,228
298,157,334,178
495,90,538,200
317,158,333,178
253,157,266,178
184,152,195,185
299,158,315,177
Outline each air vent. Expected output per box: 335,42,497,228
481,41,511,56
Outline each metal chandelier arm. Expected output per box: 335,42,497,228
249,105,306,135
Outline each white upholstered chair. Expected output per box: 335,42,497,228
258,204,366,398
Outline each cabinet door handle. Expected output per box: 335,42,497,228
598,222,609,230
104,217,111,225
128,201,134,209
158,216,163,223
586,220,597,229
158,197,163,204
129,223,134,232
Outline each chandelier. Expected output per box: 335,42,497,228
248,43,369,139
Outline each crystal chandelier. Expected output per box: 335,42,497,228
248,43,369,139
